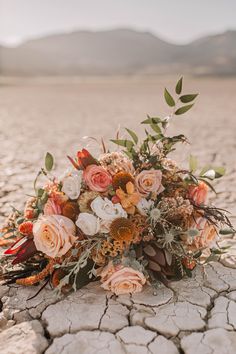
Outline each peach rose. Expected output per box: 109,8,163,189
100,262,146,295
44,198,62,216
33,215,76,258
189,181,208,205
189,217,217,251
83,164,112,192
135,170,164,197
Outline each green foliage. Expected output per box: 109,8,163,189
125,128,138,144
45,152,54,171
175,104,194,115
180,94,198,103
164,88,175,107
175,77,183,95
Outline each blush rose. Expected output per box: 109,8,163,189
100,262,146,295
33,215,76,258
135,170,164,197
83,165,112,192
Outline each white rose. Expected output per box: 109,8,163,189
33,215,76,258
61,170,82,200
76,212,100,236
137,198,154,216
91,196,127,221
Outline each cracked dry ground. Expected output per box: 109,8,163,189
0,76,236,354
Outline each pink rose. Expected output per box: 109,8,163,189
135,170,164,197
100,262,146,295
33,215,76,258
44,198,62,216
189,181,208,205
83,164,112,192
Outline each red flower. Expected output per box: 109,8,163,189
68,149,98,170
24,209,35,220
18,221,34,236
4,237,37,265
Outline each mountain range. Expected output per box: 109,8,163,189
0,29,235,75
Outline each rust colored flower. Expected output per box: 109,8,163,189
62,201,80,221
77,149,98,169
110,217,135,243
112,171,134,192
182,257,196,270
188,181,208,206
68,149,98,170
116,181,141,214
24,209,35,220
18,221,34,236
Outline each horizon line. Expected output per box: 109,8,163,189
0,26,235,48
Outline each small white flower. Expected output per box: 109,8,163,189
137,198,154,216
91,196,127,221
76,213,100,236
61,169,82,200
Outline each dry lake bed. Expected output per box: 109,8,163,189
0,76,236,354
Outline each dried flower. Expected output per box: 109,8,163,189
78,191,99,213
99,152,134,176
110,217,135,244
112,171,134,192
62,201,80,221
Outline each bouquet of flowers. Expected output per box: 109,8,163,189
0,78,234,296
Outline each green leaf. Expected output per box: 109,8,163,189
110,139,134,150
180,94,198,103
175,77,183,95
141,116,162,124
164,88,175,107
150,124,162,134
189,155,198,173
219,228,235,235
175,104,194,115
213,166,226,178
125,128,138,144
45,152,54,171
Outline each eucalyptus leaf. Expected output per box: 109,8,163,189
164,88,175,107
110,139,134,150
213,166,226,178
175,77,183,95
141,116,162,124
125,128,138,144
175,104,194,115
150,124,162,134
45,152,54,171
180,94,198,103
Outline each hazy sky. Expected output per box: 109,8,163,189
0,0,236,46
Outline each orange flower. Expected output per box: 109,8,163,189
62,201,80,221
188,181,208,205
110,217,135,243
182,257,196,270
18,221,34,236
116,181,141,214
112,172,134,192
